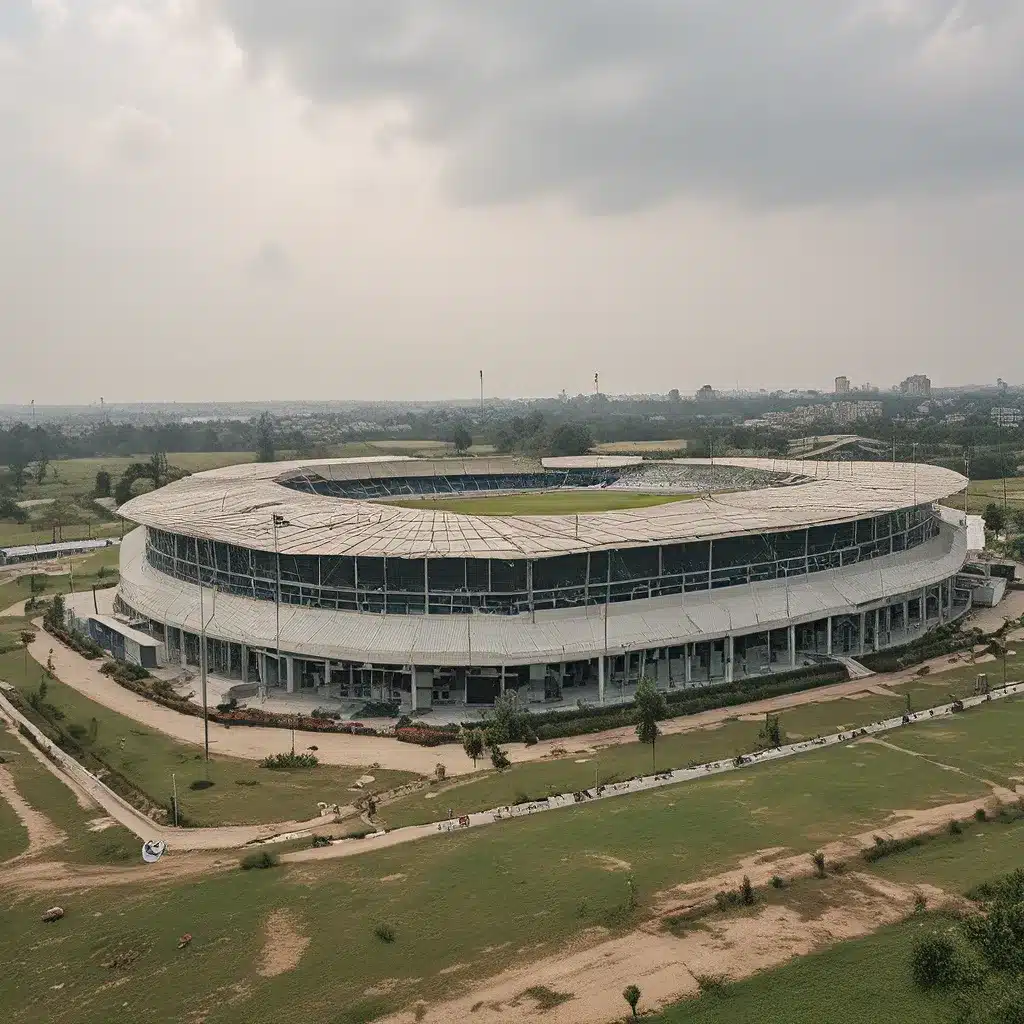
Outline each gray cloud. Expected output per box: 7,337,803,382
219,1,1024,210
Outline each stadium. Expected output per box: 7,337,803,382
109,455,972,714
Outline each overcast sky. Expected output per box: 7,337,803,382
2,1,1023,404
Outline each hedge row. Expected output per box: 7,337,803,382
44,624,105,660
859,625,978,674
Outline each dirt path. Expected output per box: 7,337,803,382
0,763,66,863
385,874,948,1024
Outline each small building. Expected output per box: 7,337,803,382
834,375,850,394
86,614,165,669
0,538,117,567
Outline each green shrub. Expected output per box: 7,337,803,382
863,835,925,863
259,752,319,770
974,807,987,822
949,819,963,836
910,933,974,990
374,923,396,943
240,850,278,870
770,875,785,889
739,875,756,905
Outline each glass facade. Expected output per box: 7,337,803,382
144,505,939,616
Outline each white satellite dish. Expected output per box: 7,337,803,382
142,839,166,863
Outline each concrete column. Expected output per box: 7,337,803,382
947,577,954,617
788,624,796,667
920,587,927,626
684,644,692,685
499,665,506,696
859,612,866,656
179,627,187,668
598,656,605,705
902,600,909,634
410,668,418,711
726,635,734,684
873,609,880,652
826,616,833,657
240,644,249,683
285,655,295,694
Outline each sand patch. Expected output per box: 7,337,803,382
440,963,469,976
0,764,66,862
380,873,406,882
587,853,632,872
381,875,941,1024
256,909,310,978
365,978,420,997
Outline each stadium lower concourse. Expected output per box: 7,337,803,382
111,456,973,712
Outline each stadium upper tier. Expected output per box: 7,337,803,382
118,456,968,560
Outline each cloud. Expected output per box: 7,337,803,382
218,0,1024,210
94,104,170,165
246,241,292,284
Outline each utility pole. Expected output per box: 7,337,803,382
594,372,599,397
272,513,289,697
196,543,211,761
964,450,970,519
479,370,484,413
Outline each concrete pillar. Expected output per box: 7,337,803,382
859,612,866,656
179,627,187,668
285,655,295,694
826,617,833,657
684,644,691,685
947,578,954,617
410,668,418,711
726,635,734,684
873,609,880,652
788,624,796,668
241,644,249,683
499,665,506,696
598,656,605,704
920,587,927,626
902,600,909,634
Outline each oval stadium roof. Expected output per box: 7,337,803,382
117,456,968,560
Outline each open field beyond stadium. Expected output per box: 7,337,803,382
1,690,1021,1024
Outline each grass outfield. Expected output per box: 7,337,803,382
381,490,692,515
943,475,1024,516
593,439,689,453
0,645,417,826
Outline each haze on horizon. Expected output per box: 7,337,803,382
2,1,1023,406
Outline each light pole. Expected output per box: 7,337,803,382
196,544,216,761
272,513,290,696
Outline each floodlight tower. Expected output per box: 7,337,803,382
594,372,599,397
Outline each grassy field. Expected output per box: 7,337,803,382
382,690,954,829
382,490,691,515
0,692,1018,1023
593,439,689,454
0,548,120,617
944,475,1024,516
655,812,1024,1023
0,721,138,864
0,644,416,827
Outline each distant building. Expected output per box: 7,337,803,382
899,375,932,398
834,376,850,394
695,385,716,401
991,407,1023,428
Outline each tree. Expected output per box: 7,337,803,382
0,496,28,523
462,728,485,768
758,713,785,749
94,470,112,498
33,454,49,484
983,502,1006,535
668,388,681,401
44,593,66,632
634,676,667,771
148,451,168,489
545,422,593,457
254,412,276,463
488,740,511,771
452,422,472,454
623,985,641,1019
1011,508,1024,535
488,691,529,744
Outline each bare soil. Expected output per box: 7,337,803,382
256,909,310,978
0,763,66,862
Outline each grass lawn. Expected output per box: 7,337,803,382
876,696,1024,790
654,808,1024,1024
943,476,1024,516
0,647,417,827
0,730,994,1024
0,721,138,864
381,490,693,515
593,439,689,453
0,519,122,549
652,916,948,1024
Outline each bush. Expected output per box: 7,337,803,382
863,835,925,863
311,834,332,848
395,726,455,747
910,933,972,990
358,700,400,718
770,875,785,889
812,851,826,878
974,807,987,822
240,850,278,870
311,706,340,721
949,819,963,836
374,923,396,944
739,875,756,905
100,659,151,683
259,752,319,770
